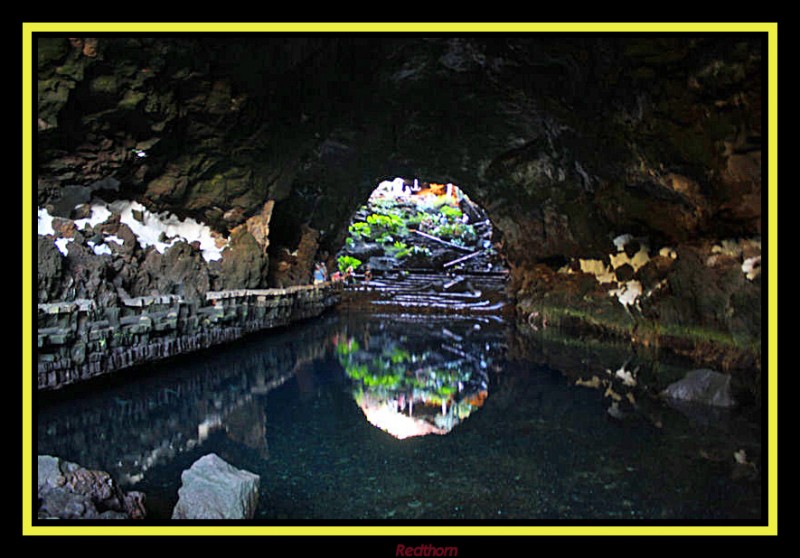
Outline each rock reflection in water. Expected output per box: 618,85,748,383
37,315,340,487
334,314,501,439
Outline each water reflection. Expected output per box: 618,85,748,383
334,317,500,438
36,310,761,520
37,315,339,487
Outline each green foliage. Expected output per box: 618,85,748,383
340,192,482,268
406,212,429,227
376,232,395,245
366,212,405,235
439,205,463,220
367,198,400,215
389,347,411,364
337,255,362,273
387,241,411,259
430,222,476,243
348,221,372,240
417,195,451,211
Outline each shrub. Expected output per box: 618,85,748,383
431,222,476,243
366,212,405,234
348,222,372,240
439,205,463,221
337,255,362,273
387,241,411,259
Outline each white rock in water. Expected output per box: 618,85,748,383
172,453,260,520
661,369,735,407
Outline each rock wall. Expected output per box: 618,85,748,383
37,284,341,390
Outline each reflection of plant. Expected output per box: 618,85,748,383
389,347,411,364
337,255,362,273
337,337,476,401
336,338,360,356
336,331,490,438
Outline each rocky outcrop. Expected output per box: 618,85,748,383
171,454,260,519
38,236,64,303
269,224,320,288
135,241,212,299
216,228,266,290
37,455,146,519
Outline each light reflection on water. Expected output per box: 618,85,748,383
36,310,762,521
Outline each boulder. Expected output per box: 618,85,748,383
345,241,384,260
660,368,735,407
217,229,266,290
37,455,146,519
171,453,260,520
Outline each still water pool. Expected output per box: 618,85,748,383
37,310,762,522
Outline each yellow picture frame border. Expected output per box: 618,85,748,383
22,21,778,537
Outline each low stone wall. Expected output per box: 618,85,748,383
37,283,341,390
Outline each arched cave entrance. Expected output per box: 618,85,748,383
331,177,509,314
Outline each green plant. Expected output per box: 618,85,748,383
418,195,451,211
376,232,395,245
439,205,463,221
348,222,372,240
368,198,401,215
387,241,411,259
406,212,429,227
337,255,362,273
366,212,405,234
430,222,476,243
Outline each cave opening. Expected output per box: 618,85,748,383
332,177,509,315
323,177,510,440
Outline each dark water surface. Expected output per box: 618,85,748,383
37,309,762,522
